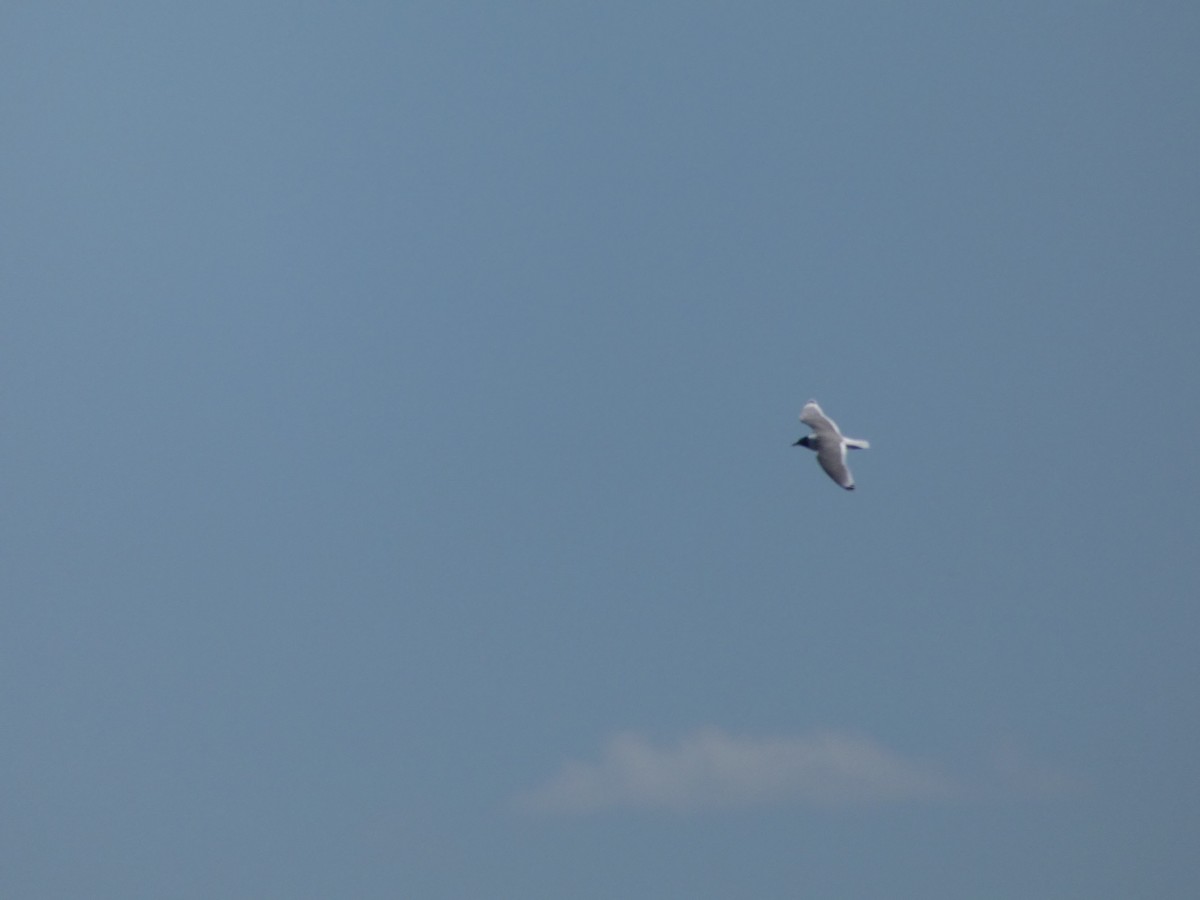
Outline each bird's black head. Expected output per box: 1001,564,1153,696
792,435,813,449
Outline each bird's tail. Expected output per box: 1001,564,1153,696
844,438,870,450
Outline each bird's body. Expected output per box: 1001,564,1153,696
793,400,870,490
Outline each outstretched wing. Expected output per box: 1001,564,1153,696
799,401,844,440
816,440,855,490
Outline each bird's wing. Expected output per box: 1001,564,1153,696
800,401,844,439
816,440,855,490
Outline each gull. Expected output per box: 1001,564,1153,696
793,400,870,490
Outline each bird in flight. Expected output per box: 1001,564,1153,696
793,400,870,490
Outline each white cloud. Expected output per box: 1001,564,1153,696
983,736,1085,799
515,728,958,814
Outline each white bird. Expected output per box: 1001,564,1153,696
793,400,870,490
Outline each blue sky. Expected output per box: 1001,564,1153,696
3,3,1198,897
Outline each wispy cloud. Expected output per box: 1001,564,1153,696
983,736,1086,799
515,728,959,814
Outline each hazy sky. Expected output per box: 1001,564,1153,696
4,3,1198,898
